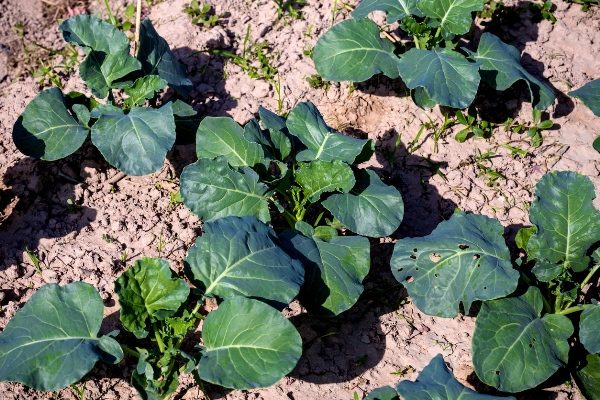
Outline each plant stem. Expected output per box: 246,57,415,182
121,344,140,357
563,264,600,310
103,0,118,26
134,0,143,54
557,304,595,316
153,325,166,353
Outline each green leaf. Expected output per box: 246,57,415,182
123,75,168,108
180,157,271,223
72,104,91,126
576,354,600,400
286,101,374,163
198,296,302,389
364,386,399,400
526,171,600,281
323,169,403,237
397,354,514,399
137,19,193,96
391,211,518,317
13,88,89,161
417,0,483,35
570,78,600,117
281,227,370,315
313,19,400,82
60,14,129,54
196,117,264,167
91,103,176,175
515,226,536,250
397,48,481,109
472,287,573,392
0,282,123,391
580,304,600,354
184,216,304,307
469,33,555,110
257,107,293,160
115,257,189,338
79,50,142,98
353,0,422,22
295,160,356,202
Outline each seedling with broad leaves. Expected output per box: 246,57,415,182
12,14,194,176
0,225,305,399
180,101,405,315
313,0,556,110
391,170,600,398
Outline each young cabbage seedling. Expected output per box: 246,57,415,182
313,0,556,111
391,170,600,398
179,101,405,316
12,14,194,176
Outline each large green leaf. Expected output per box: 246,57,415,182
391,211,518,317
469,33,555,110
281,225,370,315
13,88,89,161
526,171,600,281
397,48,480,109
570,78,600,117
0,282,123,391
257,107,292,160
295,160,355,202
313,18,400,82
353,0,422,22
115,258,189,339
60,15,141,98
577,354,600,400
198,296,302,389
286,101,373,163
322,169,403,237
580,304,600,354
60,14,129,54
196,117,264,167
137,19,192,96
417,0,483,35
472,287,573,392
180,157,271,222
90,103,176,175
397,354,514,399
185,216,303,307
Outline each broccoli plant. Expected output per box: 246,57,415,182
391,170,600,398
12,14,194,176
179,101,404,316
0,219,305,398
363,354,514,399
312,0,556,110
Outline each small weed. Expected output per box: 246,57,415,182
102,234,117,244
70,384,86,400
473,149,506,187
305,74,330,90
501,143,528,158
66,198,82,213
423,114,455,153
454,110,493,142
302,45,314,58
169,191,183,207
391,365,416,377
25,247,42,274
530,0,557,23
117,4,136,32
120,251,129,265
212,26,278,81
478,0,504,19
503,110,553,147
272,0,306,21
157,232,166,256
184,0,220,28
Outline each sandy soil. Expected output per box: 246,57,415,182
0,0,599,399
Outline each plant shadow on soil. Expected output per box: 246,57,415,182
0,145,101,278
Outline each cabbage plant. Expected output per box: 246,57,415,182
12,15,194,176
313,0,556,110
